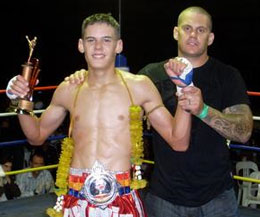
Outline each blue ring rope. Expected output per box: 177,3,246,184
0,135,66,147
0,134,259,153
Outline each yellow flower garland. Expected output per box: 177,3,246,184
46,137,74,217
129,105,147,189
46,207,63,217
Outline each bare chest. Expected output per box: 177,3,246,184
72,83,132,129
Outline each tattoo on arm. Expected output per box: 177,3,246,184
203,104,253,143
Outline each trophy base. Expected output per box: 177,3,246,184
17,99,34,116
15,107,34,116
18,99,34,111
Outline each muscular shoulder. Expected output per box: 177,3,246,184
119,70,161,105
120,70,153,87
56,80,78,93
51,80,80,107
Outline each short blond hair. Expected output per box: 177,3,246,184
81,13,120,39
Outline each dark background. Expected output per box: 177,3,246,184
0,0,260,172
0,0,259,112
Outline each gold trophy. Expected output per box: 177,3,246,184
16,36,40,115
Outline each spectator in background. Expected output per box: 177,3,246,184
0,118,25,171
0,155,21,201
41,140,61,180
16,148,54,198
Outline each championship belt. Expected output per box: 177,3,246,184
80,161,118,207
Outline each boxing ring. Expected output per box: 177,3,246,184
1,87,260,217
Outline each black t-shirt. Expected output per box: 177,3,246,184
138,57,250,206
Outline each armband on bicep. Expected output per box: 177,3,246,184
144,104,164,129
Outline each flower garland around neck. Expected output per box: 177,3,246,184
47,70,146,216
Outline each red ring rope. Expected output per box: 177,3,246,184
0,87,259,96
0,86,57,94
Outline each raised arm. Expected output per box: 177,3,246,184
7,76,69,145
20,82,70,145
18,101,67,146
164,57,253,144
138,75,191,151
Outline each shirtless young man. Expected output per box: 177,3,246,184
7,13,194,217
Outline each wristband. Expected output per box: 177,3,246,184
176,83,194,96
197,104,209,119
171,57,194,96
170,57,193,87
6,76,18,100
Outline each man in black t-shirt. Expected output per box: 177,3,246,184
138,6,253,217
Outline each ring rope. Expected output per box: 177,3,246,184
233,175,260,184
1,129,260,152
0,109,45,117
0,88,260,96
1,110,259,120
2,162,260,185
0,135,66,147
3,165,58,176
229,144,260,152
1,136,260,153
0,86,57,94
247,91,260,96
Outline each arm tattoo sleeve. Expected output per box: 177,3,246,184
203,104,253,143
